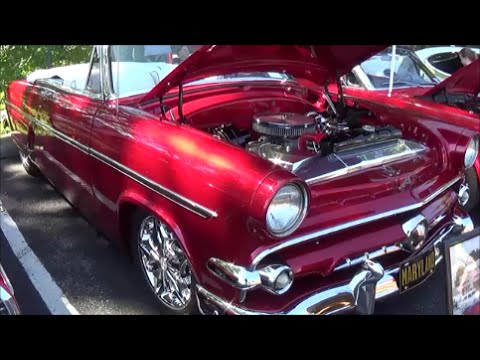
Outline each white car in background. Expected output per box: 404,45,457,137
416,46,480,80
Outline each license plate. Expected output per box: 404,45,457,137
399,246,436,293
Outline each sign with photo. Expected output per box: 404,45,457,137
445,227,480,315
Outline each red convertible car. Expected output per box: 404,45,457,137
335,51,480,211
5,45,478,315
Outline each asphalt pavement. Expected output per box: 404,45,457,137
0,135,479,315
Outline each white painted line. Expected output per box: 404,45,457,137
0,207,79,315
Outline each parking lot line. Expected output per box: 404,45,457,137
0,207,79,315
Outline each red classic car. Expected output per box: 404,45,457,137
335,50,480,211
5,45,478,315
0,262,21,315
419,59,480,211
341,46,441,96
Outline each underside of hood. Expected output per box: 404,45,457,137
139,45,386,103
423,58,480,96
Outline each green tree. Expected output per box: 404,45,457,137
0,45,92,93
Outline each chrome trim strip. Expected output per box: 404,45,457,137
5,101,218,219
89,148,217,218
303,141,426,185
250,174,463,269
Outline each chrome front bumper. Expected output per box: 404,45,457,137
196,214,474,315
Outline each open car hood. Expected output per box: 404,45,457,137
423,58,480,97
139,45,386,103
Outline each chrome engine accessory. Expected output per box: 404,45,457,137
294,139,427,185
246,110,407,172
252,112,317,138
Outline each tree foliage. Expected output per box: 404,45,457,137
0,45,92,92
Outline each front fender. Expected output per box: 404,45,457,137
116,188,244,303
116,189,189,256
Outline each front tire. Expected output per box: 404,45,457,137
129,210,198,315
19,148,40,177
461,168,479,212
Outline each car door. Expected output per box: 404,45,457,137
43,46,104,219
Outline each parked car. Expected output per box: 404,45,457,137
333,49,479,212
5,45,477,315
0,262,21,315
418,59,480,211
342,46,441,96
415,46,480,80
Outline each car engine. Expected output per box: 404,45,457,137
245,111,403,170
208,109,426,181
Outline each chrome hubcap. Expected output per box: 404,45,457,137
138,216,192,310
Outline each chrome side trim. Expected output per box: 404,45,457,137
250,174,464,269
89,148,218,219
5,101,218,219
6,101,91,155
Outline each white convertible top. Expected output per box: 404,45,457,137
26,63,91,90
26,61,178,98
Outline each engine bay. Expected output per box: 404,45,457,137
207,107,415,173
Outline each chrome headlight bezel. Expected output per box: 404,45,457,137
464,136,479,169
266,182,308,238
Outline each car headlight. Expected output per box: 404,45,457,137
266,183,308,237
465,136,479,169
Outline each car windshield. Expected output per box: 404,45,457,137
110,45,293,98
358,47,439,89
